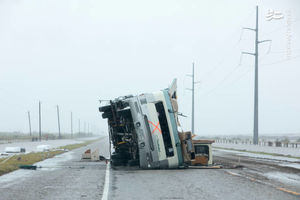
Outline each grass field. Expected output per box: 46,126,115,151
0,132,94,144
0,138,100,176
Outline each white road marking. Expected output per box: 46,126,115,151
101,162,110,200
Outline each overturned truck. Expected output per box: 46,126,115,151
99,79,213,168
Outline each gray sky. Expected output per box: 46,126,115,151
0,0,299,136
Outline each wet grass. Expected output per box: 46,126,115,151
213,146,300,159
0,150,63,175
0,138,100,176
0,133,93,144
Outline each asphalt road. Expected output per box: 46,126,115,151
0,138,110,200
0,137,299,200
213,148,300,195
110,164,299,200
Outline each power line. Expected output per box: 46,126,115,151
261,54,300,66
200,11,255,81
201,36,241,81
221,67,253,90
216,54,300,92
261,18,300,37
268,49,300,54
201,63,241,97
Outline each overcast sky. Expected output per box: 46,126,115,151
0,0,299,136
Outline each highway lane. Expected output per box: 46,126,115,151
0,137,299,200
0,138,110,200
109,166,299,200
213,148,300,196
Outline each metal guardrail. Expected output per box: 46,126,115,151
214,139,299,148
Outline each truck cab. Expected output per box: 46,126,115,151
99,79,184,168
99,79,214,168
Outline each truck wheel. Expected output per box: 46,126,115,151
112,159,126,166
102,112,112,119
128,159,139,166
99,105,111,112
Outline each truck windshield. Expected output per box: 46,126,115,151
155,102,174,157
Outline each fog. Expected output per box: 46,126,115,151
0,0,299,136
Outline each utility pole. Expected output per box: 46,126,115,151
71,112,73,138
57,105,61,139
87,123,89,135
78,119,80,136
186,62,200,134
242,6,271,145
27,111,32,136
39,101,42,141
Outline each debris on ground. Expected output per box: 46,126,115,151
81,148,106,162
91,149,99,161
81,149,91,159
19,165,37,170
188,165,223,169
5,147,26,153
36,145,51,152
99,155,106,161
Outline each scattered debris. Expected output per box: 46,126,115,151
55,148,69,152
233,164,244,169
81,149,91,159
81,148,107,162
36,145,51,152
188,165,222,169
99,155,106,161
19,165,37,170
5,147,26,153
91,149,100,161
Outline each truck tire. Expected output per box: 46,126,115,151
128,159,139,166
102,112,112,119
112,158,127,166
111,152,130,160
99,105,111,112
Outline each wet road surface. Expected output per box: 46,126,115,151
110,166,299,200
0,137,299,200
213,148,300,196
0,139,109,200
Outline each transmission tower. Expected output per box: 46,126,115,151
242,6,271,144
